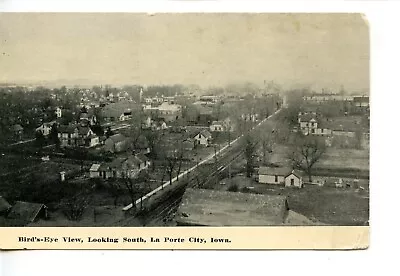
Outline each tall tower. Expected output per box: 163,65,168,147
139,87,143,103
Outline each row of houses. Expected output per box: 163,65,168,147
89,153,151,180
297,112,369,138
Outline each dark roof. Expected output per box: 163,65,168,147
0,196,11,213
135,135,149,149
7,201,47,223
176,188,288,226
77,125,92,136
298,113,317,122
58,125,77,134
198,129,212,138
258,166,292,176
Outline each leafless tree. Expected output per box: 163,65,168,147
61,183,93,221
260,132,274,165
288,137,326,183
244,134,257,178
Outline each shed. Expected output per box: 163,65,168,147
89,164,101,178
7,201,48,223
175,188,289,226
0,196,12,216
284,170,304,188
258,166,292,185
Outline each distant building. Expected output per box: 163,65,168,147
58,124,99,148
36,121,56,137
55,107,62,118
101,101,141,122
210,121,226,132
353,96,370,107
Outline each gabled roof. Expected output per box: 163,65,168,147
286,170,304,179
211,121,224,126
90,164,101,172
258,166,292,176
7,201,47,223
198,129,212,138
0,196,11,213
77,125,92,136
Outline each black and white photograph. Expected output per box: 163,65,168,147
0,13,369,228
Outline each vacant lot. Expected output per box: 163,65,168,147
269,144,369,172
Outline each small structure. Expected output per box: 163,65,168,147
104,133,129,153
175,188,289,226
284,170,304,188
7,201,48,223
259,167,304,188
0,196,11,216
60,171,66,182
193,130,212,146
209,121,226,132
258,167,291,185
89,164,101,178
36,121,56,136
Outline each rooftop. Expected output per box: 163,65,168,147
7,201,47,223
175,188,289,226
258,166,292,176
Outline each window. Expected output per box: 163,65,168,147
311,129,315,134
311,122,315,127
291,179,294,186
275,175,278,182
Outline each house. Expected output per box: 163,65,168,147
298,114,332,136
193,130,212,146
79,110,98,126
155,102,182,122
35,121,56,136
175,188,290,226
258,167,304,188
55,107,62,118
134,135,151,154
284,170,304,188
210,121,226,132
10,124,23,140
92,154,151,179
151,118,168,131
101,101,141,122
258,167,291,184
0,196,11,216
104,133,130,153
7,201,48,223
58,124,100,148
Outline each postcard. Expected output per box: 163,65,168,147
0,13,369,250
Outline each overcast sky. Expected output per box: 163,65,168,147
0,13,369,92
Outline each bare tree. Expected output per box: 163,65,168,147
288,137,326,183
244,134,257,178
260,132,274,165
61,183,93,221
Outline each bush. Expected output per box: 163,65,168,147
227,183,239,192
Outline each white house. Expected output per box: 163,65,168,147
193,130,212,146
36,121,56,136
259,167,304,188
210,121,225,132
55,107,62,118
258,167,290,185
284,170,304,188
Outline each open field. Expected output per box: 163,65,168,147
269,144,369,172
